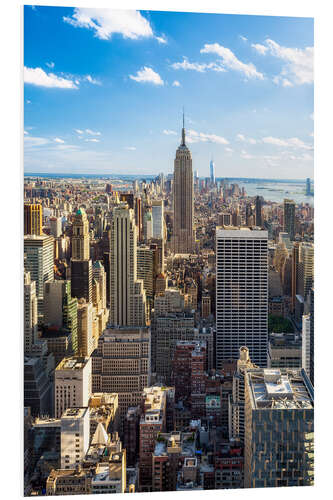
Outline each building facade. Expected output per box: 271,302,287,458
110,203,147,327
172,117,195,254
244,368,314,488
216,227,268,368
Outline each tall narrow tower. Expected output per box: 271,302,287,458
172,112,195,254
71,208,92,303
110,203,147,326
283,199,296,241
71,208,90,260
210,158,215,186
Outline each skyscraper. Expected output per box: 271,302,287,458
151,200,164,239
24,203,43,235
110,203,147,326
283,199,296,241
24,271,38,354
54,356,92,418
299,242,314,301
255,195,263,227
91,327,151,420
244,368,314,488
216,227,268,368
70,208,92,303
210,159,215,185
306,177,311,196
71,208,90,260
44,280,78,354
172,114,195,254
24,234,54,324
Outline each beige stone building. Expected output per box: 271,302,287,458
54,357,91,418
92,327,151,421
110,203,147,327
172,118,195,254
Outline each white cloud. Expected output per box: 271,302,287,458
124,146,136,150
288,152,313,162
171,58,225,73
129,66,164,85
225,147,233,153
273,75,293,87
172,80,181,87
56,144,80,151
262,136,313,150
75,129,84,135
85,74,101,85
186,129,229,145
163,130,177,135
239,35,248,42
262,136,288,147
200,43,264,79
63,8,153,40
156,34,167,44
254,38,313,86
85,138,100,143
24,135,50,147
54,137,65,143
241,151,255,160
46,61,55,69
236,133,257,144
24,67,78,89
26,100,31,104
251,43,268,55
85,129,101,136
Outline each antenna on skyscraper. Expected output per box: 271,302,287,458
181,106,186,146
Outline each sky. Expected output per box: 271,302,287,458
24,5,314,178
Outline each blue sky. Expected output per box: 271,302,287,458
24,6,313,178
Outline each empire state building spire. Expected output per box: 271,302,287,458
181,108,186,146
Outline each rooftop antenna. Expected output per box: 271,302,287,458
181,106,186,146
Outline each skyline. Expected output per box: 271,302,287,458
24,6,313,178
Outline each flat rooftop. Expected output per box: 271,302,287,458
56,356,90,371
62,407,89,419
216,226,268,239
247,368,313,410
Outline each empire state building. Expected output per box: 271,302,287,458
172,115,195,254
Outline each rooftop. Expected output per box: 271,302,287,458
62,407,89,419
56,356,90,371
216,226,268,239
247,368,313,410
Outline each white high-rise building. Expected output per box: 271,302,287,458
216,227,268,368
60,407,90,469
49,216,62,238
24,234,54,324
302,313,311,378
151,200,164,239
299,242,314,300
110,203,147,327
55,357,92,418
210,159,215,185
24,271,38,353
